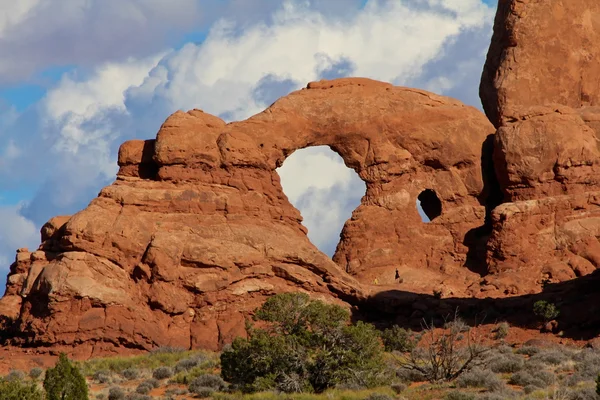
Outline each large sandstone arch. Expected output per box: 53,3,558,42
0,78,495,354
151,78,496,283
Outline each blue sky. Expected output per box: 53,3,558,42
0,0,498,287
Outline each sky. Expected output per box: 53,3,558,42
0,0,498,288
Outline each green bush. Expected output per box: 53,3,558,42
380,325,415,352
121,368,139,381
43,353,89,400
220,293,386,393
136,382,152,394
107,387,125,400
0,378,44,400
533,301,560,322
152,366,173,380
189,374,226,392
445,392,476,400
508,369,554,388
488,354,523,373
28,368,43,381
456,367,504,391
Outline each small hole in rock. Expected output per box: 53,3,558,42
417,189,442,222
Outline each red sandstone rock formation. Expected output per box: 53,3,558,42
479,0,600,293
4,1,600,354
0,78,495,355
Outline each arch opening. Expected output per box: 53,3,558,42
276,146,366,257
417,189,442,222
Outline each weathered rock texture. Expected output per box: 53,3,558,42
479,0,600,293
0,78,496,354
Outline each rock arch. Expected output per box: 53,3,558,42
0,78,495,353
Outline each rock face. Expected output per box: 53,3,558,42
480,0,600,129
0,78,496,354
479,0,600,293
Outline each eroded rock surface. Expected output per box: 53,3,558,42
479,0,600,294
0,78,496,354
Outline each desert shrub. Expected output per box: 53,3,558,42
152,366,173,380
493,322,510,340
108,387,125,400
381,325,416,353
5,370,25,382
93,370,112,384
136,381,153,394
533,301,560,322
596,373,599,395
121,368,139,381
489,354,523,373
445,392,476,400
478,393,515,400
570,350,600,384
495,345,514,354
175,358,199,373
43,353,89,400
509,369,554,388
165,388,188,395
444,317,470,333
364,393,393,400
531,349,569,365
189,374,226,391
141,378,160,389
568,387,598,400
0,378,45,400
395,366,425,383
125,394,151,400
96,394,106,400
523,385,537,394
190,386,214,398
29,368,43,380
397,316,488,382
516,346,540,356
390,382,406,394
220,293,385,393
456,367,504,391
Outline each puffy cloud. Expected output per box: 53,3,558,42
0,0,201,82
0,0,495,268
277,147,365,255
0,205,39,268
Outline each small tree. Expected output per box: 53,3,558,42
44,353,89,400
381,325,416,353
221,293,386,393
533,301,559,322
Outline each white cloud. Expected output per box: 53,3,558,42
0,0,202,82
277,147,365,254
0,0,39,37
0,205,39,266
